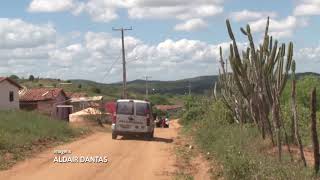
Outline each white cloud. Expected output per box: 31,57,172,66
230,10,277,22
28,0,75,12
296,45,320,62
128,5,223,20
293,44,320,73
27,0,224,22
174,19,208,32
248,16,308,38
0,26,231,82
0,18,56,49
72,0,125,22
294,0,320,16
48,43,88,67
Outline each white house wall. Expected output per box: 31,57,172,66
0,80,20,110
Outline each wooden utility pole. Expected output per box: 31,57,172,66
188,81,191,96
143,76,152,99
112,27,132,99
311,87,319,174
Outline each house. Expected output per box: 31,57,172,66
66,92,88,99
0,77,23,110
69,107,109,124
70,95,103,112
19,88,71,120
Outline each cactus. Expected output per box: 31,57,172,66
217,17,294,157
311,87,319,173
291,60,307,166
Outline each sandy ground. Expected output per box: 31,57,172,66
0,120,181,180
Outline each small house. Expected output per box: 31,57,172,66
19,88,71,120
0,77,23,110
69,95,103,112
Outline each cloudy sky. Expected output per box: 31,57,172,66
0,0,319,83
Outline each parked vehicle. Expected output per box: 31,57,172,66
155,117,169,128
112,99,154,139
163,118,169,128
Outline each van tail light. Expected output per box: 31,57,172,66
146,114,150,126
112,113,116,124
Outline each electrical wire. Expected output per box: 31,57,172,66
101,55,122,83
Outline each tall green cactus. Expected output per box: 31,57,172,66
291,60,307,166
218,17,294,158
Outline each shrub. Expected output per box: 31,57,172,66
182,98,313,179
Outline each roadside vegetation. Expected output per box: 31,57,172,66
181,96,315,179
0,110,88,170
180,17,320,179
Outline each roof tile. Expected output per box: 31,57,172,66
20,88,66,102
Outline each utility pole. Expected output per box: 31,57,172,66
112,27,132,99
143,76,152,99
188,81,192,96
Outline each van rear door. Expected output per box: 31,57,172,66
135,102,150,127
116,101,135,131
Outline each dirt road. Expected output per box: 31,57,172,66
0,120,180,180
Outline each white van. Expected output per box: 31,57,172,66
112,99,154,139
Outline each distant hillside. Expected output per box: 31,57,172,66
70,72,320,95
125,75,218,95
16,72,320,98
296,72,320,79
89,75,218,95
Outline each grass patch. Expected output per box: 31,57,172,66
0,110,88,170
174,172,194,180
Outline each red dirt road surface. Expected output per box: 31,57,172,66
0,120,181,180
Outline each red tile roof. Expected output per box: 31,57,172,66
20,88,66,102
66,92,88,98
0,77,23,89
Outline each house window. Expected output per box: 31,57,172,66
9,91,14,102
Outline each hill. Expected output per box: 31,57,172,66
14,72,320,99
71,75,218,95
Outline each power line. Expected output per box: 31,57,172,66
101,55,122,83
112,27,132,99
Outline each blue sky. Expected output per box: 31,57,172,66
0,0,319,83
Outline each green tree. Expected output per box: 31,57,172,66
78,84,82,89
29,75,35,81
9,75,19,81
282,75,320,110
149,94,171,105
92,87,101,94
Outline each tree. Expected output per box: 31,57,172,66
92,87,101,94
29,75,35,81
9,75,19,80
78,84,82,89
149,94,171,105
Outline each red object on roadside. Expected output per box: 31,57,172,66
105,101,116,123
105,102,116,114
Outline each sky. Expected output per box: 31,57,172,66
0,0,320,83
